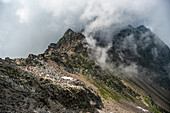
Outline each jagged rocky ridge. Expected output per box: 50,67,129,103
0,26,170,113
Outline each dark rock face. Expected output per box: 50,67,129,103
101,25,170,90
110,25,170,66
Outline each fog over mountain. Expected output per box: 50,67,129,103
0,0,170,58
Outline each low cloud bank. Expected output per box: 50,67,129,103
0,0,169,58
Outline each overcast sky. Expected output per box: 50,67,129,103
0,0,170,58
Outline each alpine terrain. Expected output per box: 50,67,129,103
0,25,170,113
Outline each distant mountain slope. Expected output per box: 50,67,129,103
107,25,170,110
93,25,170,110
107,25,170,89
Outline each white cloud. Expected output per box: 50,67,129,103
1,0,11,3
0,0,169,58
16,8,30,23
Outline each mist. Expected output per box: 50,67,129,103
0,0,170,58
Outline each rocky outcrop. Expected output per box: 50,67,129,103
0,58,103,113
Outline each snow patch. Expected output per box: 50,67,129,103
136,106,149,112
61,76,73,80
118,52,124,61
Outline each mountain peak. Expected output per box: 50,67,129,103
125,25,134,30
136,25,149,32
137,25,146,29
44,28,86,57
64,28,74,36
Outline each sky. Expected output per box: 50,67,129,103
0,0,170,58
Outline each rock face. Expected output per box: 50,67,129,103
0,26,170,113
107,25,170,85
103,25,170,92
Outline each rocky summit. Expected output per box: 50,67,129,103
0,26,170,113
